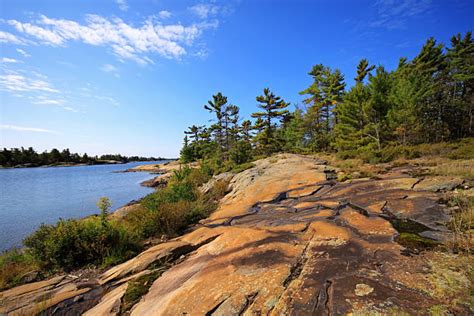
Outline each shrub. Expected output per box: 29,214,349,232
229,140,253,165
231,162,255,174
23,217,140,270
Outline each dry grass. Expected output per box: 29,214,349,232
0,249,39,290
431,159,474,179
446,192,474,254
315,153,384,181
426,252,473,312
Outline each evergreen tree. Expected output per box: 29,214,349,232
241,120,253,143
446,32,474,138
300,64,345,150
179,136,195,163
366,66,392,150
251,88,289,154
204,92,228,151
280,108,306,153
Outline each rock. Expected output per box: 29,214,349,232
83,283,128,316
18,270,38,283
199,172,233,195
2,154,457,315
355,284,374,296
413,176,464,192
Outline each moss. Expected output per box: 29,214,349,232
120,271,161,314
396,232,439,250
427,252,473,311
389,218,430,234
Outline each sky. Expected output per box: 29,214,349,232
0,0,472,157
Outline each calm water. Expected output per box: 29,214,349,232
0,161,166,251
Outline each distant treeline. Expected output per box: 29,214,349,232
181,32,473,167
0,147,163,167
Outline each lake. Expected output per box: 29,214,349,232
0,161,166,251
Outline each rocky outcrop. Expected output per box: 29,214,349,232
0,154,463,315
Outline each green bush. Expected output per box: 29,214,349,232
23,217,140,270
230,140,253,165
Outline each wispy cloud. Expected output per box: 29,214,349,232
1,124,58,134
4,14,219,65
1,58,22,64
116,0,129,11
16,48,31,57
33,96,65,105
371,0,433,29
100,63,120,77
189,3,219,19
0,30,24,44
158,10,172,19
0,73,59,93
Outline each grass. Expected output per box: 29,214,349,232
315,153,382,181
431,159,474,179
446,192,474,254
0,249,39,290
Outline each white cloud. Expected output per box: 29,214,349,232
100,63,120,77
34,97,65,105
0,73,59,93
6,14,218,64
1,58,22,64
189,4,219,19
116,0,129,11
1,124,58,134
158,11,172,19
8,20,64,45
0,30,24,44
100,64,118,73
16,48,31,57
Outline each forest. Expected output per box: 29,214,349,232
0,147,162,167
180,32,473,168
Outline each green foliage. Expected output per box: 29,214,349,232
280,108,306,153
0,147,159,167
23,216,139,271
180,32,472,167
229,140,253,165
97,197,112,226
127,166,227,238
252,88,290,154
300,64,346,150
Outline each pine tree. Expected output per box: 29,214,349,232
366,66,392,150
355,59,375,84
280,108,306,153
204,92,228,150
300,64,345,150
241,120,253,143
446,32,474,138
251,88,289,154
333,59,375,156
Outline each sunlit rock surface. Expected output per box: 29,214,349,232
0,154,459,315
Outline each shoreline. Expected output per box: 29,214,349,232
0,160,171,252
0,159,176,170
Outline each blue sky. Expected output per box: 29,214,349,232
0,0,472,157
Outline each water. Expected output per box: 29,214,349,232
0,161,167,251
